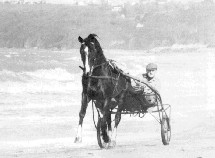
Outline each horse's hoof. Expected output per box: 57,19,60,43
74,137,82,143
108,140,116,148
103,142,109,149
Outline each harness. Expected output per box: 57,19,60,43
81,60,125,97
88,62,118,81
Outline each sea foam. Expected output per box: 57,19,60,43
0,68,81,94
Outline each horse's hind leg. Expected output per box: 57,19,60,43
74,93,89,143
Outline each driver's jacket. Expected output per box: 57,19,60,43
132,73,160,93
141,73,161,93
130,73,161,105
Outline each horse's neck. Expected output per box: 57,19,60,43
95,50,106,65
90,51,108,76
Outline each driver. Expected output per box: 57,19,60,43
133,63,161,105
142,63,160,93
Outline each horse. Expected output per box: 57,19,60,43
74,34,131,148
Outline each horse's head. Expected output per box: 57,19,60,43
78,34,105,74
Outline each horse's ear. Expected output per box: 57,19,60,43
78,36,84,43
88,34,98,40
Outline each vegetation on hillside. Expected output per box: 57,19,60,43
0,1,215,50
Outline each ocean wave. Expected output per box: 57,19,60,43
25,68,75,81
0,68,82,93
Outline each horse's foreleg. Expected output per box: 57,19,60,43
99,98,112,146
110,92,126,147
107,111,112,139
74,93,89,143
110,111,121,147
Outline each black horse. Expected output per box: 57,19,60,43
74,34,131,148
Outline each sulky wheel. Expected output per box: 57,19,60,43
161,114,171,145
97,118,110,148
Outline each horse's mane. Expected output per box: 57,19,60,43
87,34,103,52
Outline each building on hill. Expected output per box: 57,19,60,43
2,0,46,4
2,0,19,4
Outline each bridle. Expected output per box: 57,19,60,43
79,41,126,96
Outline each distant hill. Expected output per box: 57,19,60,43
0,2,215,50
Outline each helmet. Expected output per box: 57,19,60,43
146,63,157,71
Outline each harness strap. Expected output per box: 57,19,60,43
91,62,107,71
88,75,118,81
112,73,121,96
87,60,126,98
88,61,118,81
